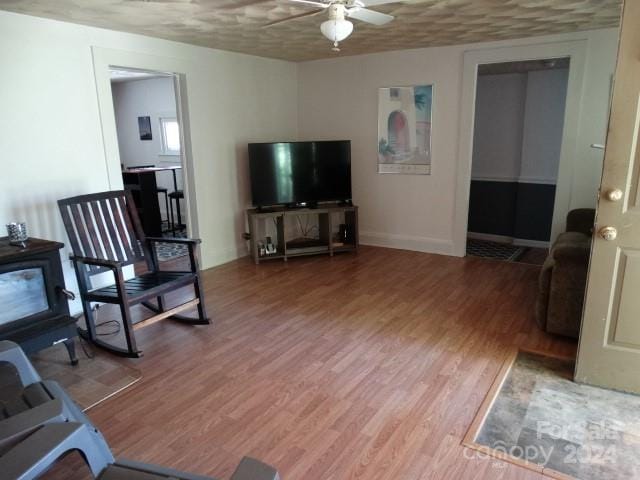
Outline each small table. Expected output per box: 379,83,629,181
124,165,181,193
122,165,182,237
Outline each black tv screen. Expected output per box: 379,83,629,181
248,140,351,207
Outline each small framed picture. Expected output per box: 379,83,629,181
138,116,152,141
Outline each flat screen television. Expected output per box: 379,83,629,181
248,140,351,207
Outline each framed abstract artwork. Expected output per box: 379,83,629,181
378,85,433,175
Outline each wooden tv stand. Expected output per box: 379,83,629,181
247,205,358,264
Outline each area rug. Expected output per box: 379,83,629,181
30,342,141,411
155,241,188,261
466,239,527,262
155,230,188,262
466,351,640,479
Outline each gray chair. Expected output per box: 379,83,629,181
0,341,112,457
0,421,278,480
0,341,280,480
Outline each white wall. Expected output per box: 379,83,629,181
298,29,618,255
0,11,298,312
472,68,569,184
112,76,182,214
0,9,619,299
472,73,527,181
520,68,569,184
112,76,177,169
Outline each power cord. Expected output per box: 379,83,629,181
74,304,122,359
78,336,95,359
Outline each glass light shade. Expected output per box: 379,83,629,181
320,18,354,42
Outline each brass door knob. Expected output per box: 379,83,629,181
605,188,623,202
599,226,618,241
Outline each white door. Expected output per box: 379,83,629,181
575,0,640,393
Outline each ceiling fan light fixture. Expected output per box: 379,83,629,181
320,17,353,44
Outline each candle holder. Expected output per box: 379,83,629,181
6,222,28,247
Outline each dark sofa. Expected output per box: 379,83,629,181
535,208,595,339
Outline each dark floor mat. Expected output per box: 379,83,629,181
466,239,527,262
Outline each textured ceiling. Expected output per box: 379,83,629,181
0,0,622,62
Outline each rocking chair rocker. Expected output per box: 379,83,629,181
58,190,210,358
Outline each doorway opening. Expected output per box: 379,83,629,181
465,58,570,265
109,67,189,263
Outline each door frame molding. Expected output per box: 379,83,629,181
453,40,587,256
90,47,200,242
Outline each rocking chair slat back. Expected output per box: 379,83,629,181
117,195,146,259
108,196,135,261
58,191,152,273
96,200,126,263
80,202,104,261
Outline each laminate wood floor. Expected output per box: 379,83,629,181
46,246,577,480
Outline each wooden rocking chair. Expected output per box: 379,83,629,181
58,190,210,358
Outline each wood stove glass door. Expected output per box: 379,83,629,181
0,266,50,326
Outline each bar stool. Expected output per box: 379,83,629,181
157,186,170,231
168,190,184,235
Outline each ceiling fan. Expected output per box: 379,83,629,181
131,0,398,52
267,0,398,51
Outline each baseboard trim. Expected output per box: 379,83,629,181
467,232,550,248
513,238,551,248
205,235,460,265
360,231,455,256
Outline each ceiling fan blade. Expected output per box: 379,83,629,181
289,0,330,8
264,8,325,27
347,7,394,25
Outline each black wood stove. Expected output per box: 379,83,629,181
0,237,78,364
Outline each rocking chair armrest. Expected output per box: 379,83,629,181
146,237,201,245
146,238,200,274
70,256,123,270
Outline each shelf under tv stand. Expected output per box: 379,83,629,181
247,204,358,264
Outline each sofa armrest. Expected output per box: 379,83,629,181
535,256,555,331
545,234,591,339
0,341,41,387
552,243,591,262
566,208,595,235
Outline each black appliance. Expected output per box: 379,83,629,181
0,237,78,364
248,140,352,207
